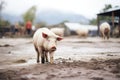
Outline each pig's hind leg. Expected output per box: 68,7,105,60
35,47,42,63
34,46,40,63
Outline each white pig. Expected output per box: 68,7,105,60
76,28,89,38
100,22,111,39
33,28,63,64
50,28,65,37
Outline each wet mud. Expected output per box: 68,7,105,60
0,37,120,80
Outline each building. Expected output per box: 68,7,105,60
97,6,120,37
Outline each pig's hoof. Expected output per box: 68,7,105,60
37,61,39,63
46,61,49,64
50,62,55,64
41,61,45,64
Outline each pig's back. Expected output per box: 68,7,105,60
33,28,43,47
100,22,110,31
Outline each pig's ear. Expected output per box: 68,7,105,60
42,32,48,38
57,37,63,41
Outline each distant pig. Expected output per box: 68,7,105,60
76,28,89,38
33,28,63,64
100,22,111,39
50,28,65,37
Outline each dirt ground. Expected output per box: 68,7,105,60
0,36,120,80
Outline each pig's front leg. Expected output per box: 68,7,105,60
37,47,42,63
41,50,45,64
45,51,49,62
49,52,54,64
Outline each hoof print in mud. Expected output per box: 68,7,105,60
90,77,104,80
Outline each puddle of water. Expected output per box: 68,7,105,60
0,59,37,69
27,59,36,64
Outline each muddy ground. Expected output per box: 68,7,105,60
0,36,120,80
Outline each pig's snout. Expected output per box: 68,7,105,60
51,46,56,51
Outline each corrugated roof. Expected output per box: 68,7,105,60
64,23,97,31
97,6,120,16
106,6,120,12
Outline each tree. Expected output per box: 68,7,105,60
89,18,97,25
99,4,112,22
0,0,5,18
103,4,112,12
89,4,112,25
0,1,10,27
36,21,47,28
0,19,10,27
0,0,5,27
22,6,36,24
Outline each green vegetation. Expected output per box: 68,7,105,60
35,21,47,28
89,18,97,25
0,1,10,27
0,19,10,27
90,4,113,25
22,6,36,24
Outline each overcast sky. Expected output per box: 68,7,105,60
2,0,120,19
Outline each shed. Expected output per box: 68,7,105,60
97,7,120,37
